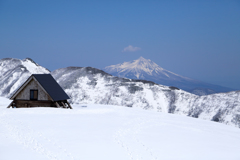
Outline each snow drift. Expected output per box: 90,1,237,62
1,97,240,160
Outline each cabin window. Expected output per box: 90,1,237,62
30,90,38,100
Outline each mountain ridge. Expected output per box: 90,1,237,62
105,56,190,80
104,57,234,95
51,66,240,128
0,58,50,97
0,57,240,129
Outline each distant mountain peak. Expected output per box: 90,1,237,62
130,56,162,70
104,57,179,79
137,56,148,61
103,57,234,95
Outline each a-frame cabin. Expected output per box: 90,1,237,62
7,74,72,109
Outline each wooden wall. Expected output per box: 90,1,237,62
14,100,55,108
15,79,51,101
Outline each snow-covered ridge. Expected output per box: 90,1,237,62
104,57,234,95
22,58,50,73
105,56,188,79
0,58,50,97
51,66,240,128
0,57,240,129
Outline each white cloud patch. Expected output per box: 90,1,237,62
122,45,141,52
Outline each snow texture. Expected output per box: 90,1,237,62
104,57,234,95
0,58,50,97
0,57,240,129
1,97,240,160
51,66,240,129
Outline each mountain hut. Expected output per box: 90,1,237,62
7,74,72,109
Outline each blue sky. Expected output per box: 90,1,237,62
0,0,240,89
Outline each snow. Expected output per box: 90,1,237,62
0,97,11,107
103,57,234,95
22,58,49,74
104,56,189,81
1,96,240,160
0,58,50,97
51,66,240,128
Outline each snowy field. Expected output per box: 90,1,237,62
1,97,240,160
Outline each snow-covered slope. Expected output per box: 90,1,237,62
0,58,50,97
104,56,188,80
104,57,234,95
1,98,240,160
51,66,240,128
0,57,239,129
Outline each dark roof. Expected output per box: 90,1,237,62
33,74,70,101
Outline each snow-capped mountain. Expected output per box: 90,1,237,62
104,56,188,80
0,57,239,128
51,66,240,128
104,57,233,95
0,58,50,97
